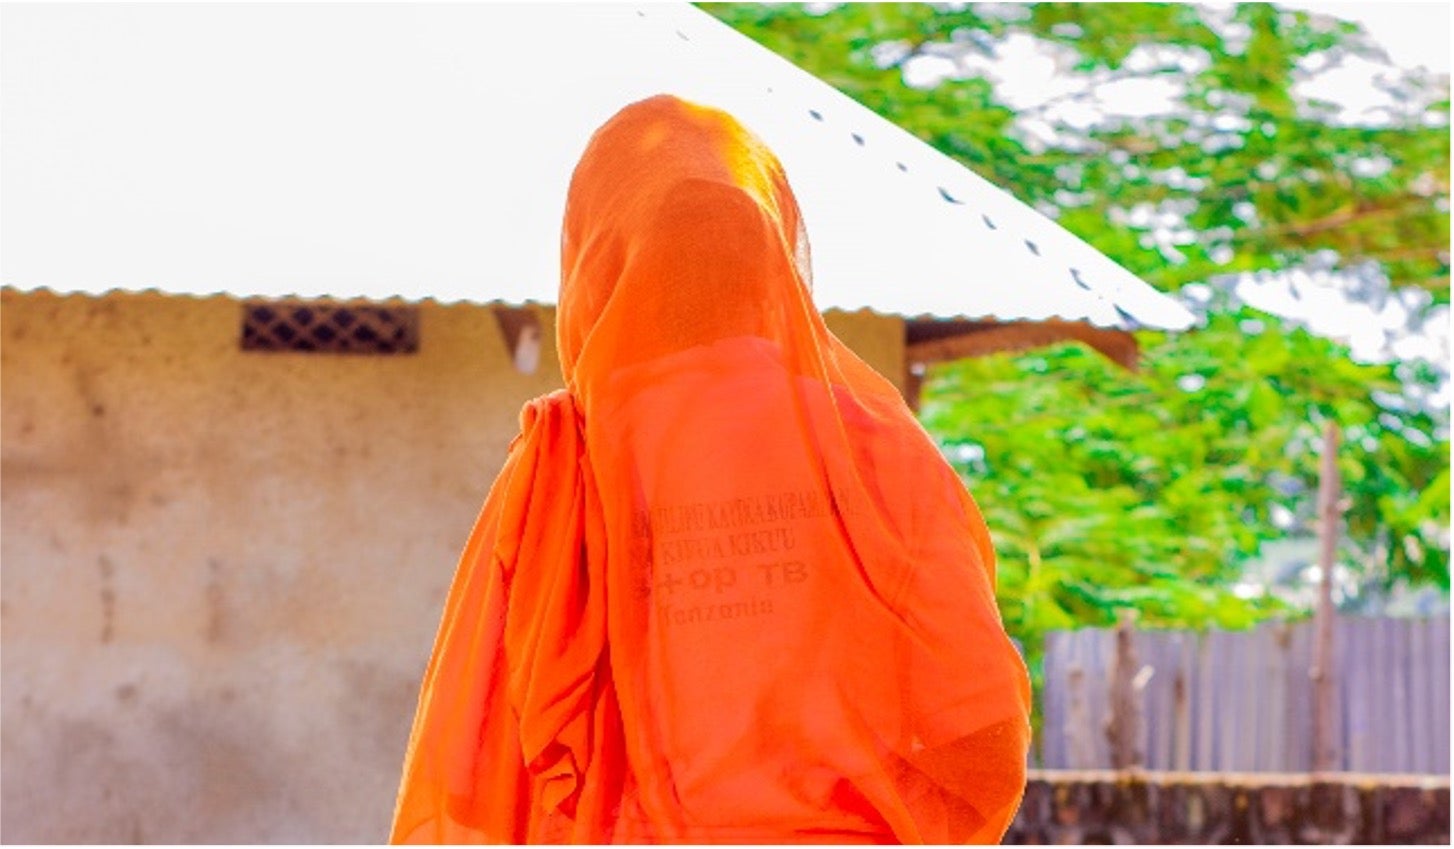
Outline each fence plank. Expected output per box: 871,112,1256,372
1036,616,1448,774
1252,626,1266,772
1151,634,1164,770
1173,632,1193,771
1150,633,1175,770
1372,617,1390,772
1194,632,1215,771
1292,619,1314,773
1064,650,1092,769
1409,618,1430,775
1430,616,1442,773
1412,618,1430,774
1267,623,1291,772
1092,628,1111,767
1392,617,1412,774
1337,616,1360,773
1339,618,1357,771
1375,617,1395,772
1041,631,1063,769
1140,633,1160,769
1252,625,1275,771
1234,629,1258,770
1222,631,1239,771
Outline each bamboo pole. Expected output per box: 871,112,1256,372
1310,420,1341,774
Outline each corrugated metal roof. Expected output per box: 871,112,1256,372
0,3,1194,332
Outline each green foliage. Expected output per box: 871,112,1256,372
702,3,1450,666
705,2,1450,295
922,311,1448,662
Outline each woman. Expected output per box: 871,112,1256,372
390,94,1031,844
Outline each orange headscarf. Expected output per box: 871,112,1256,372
390,95,1031,844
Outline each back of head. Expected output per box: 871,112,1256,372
557,94,820,389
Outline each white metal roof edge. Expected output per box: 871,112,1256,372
668,6,1197,332
0,279,1193,329
0,3,1197,333
0,282,1160,331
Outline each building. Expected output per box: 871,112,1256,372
1,5,1193,842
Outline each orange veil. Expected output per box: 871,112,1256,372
389,95,1031,844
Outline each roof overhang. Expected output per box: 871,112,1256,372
1,3,1194,358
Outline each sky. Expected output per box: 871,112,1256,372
1279,1,1451,74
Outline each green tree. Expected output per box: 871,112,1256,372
703,3,1450,668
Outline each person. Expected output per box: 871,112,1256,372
389,94,1032,844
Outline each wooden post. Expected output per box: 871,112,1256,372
1172,667,1191,771
904,362,925,413
1310,420,1341,774
1066,666,1093,769
1107,609,1147,770
491,305,542,374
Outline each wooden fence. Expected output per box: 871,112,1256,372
1038,615,1450,774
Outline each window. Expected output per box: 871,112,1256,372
241,301,419,354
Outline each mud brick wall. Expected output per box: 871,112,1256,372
1007,770,1450,845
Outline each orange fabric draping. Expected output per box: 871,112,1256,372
390,94,1031,844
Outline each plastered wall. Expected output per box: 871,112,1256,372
0,290,905,843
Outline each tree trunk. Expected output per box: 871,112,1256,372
1311,420,1341,774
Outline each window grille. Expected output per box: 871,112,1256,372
241,301,419,354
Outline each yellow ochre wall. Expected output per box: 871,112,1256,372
0,290,905,843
